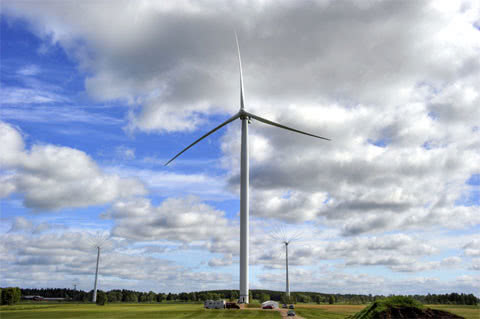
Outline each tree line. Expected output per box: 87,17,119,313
1,288,21,305
16,288,478,305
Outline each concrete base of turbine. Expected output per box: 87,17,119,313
238,295,249,304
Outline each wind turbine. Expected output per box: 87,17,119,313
89,232,109,303
165,34,329,303
270,225,303,297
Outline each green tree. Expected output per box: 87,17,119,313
123,291,138,302
107,290,122,302
1,287,21,305
138,292,147,302
146,291,156,302
260,293,270,303
157,293,166,303
96,291,107,306
281,294,295,305
329,295,336,304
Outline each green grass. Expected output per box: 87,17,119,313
1,302,477,319
294,303,479,319
295,305,364,319
428,304,479,319
295,308,349,319
0,303,281,319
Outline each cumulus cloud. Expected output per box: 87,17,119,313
0,121,146,211
0,231,233,292
208,253,233,267
253,232,444,272
258,267,479,295
105,196,236,242
470,258,480,271
3,0,479,230
3,1,478,130
2,0,479,293
463,240,480,257
8,217,53,234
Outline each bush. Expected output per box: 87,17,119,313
96,291,107,306
1,287,21,305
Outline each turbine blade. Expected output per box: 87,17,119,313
235,32,245,110
245,111,330,141
164,112,241,166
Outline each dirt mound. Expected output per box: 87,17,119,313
348,296,464,319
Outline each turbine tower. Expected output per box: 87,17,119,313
270,224,302,297
285,241,289,296
92,245,101,303
89,232,109,303
165,34,329,303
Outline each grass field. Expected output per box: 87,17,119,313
0,303,477,319
0,303,280,319
294,304,365,319
294,304,479,319
428,304,479,319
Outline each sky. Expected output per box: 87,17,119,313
0,0,479,296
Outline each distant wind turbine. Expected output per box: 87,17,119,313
165,34,330,304
89,232,109,303
270,225,303,297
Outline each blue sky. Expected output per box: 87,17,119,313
1,1,479,295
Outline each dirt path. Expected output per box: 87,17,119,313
240,306,305,319
276,308,305,319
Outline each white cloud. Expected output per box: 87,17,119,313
2,0,479,295
115,146,135,160
463,240,480,257
8,217,33,233
258,268,479,295
470,258,480,271
0,87,69,104
0,231,234,292
4,1,477,131
0,104,124,125
105,196,236,242
0,121,146,211
208,253,233,267
106,166,232,200
3,1,479,226
17,64,41,76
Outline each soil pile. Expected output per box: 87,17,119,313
348,296,464,319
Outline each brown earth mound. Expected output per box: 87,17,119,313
373,307,464,319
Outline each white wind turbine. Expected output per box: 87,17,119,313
88,232,109,303
165,34,329,303
270,224,303,297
